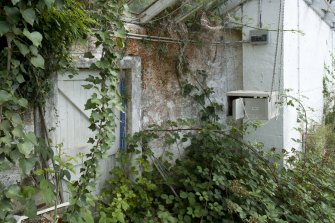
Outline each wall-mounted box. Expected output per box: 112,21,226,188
250,30,269,44
227,90,278,120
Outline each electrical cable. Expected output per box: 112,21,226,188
270,0,283,101
277,0,285,102
258,0,263,28
118,32,248,45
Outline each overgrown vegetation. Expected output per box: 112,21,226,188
97,62,335,222
0,0,126,222
0,0,92,221
2,0,335,222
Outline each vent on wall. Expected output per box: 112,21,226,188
227,90,279,120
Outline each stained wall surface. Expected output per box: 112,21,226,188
125,26,243,129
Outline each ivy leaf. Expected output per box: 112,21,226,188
29,45,38,56
21,8,36,26
23,29,43,47
0,21,10,37
22,186,37,198
0,90,12,105
16,74,25,84
19,158,37,175
4,6,20,25
24,199,37,218
18,142,34,158
11,0,21,5
5,185,22,199
11,113,23,126
44,0,55,8
18,98,28,108
40,179,55,204
14,40,30,56
24,132,38,145
12,126,24,138
30,54,45,69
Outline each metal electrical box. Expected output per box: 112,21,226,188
227,90,278,120
250,30,268,44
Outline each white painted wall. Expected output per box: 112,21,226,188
242,0,284,150
283,0,334,151
241,0,334,152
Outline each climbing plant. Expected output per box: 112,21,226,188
97,59,335,223
63,0,128,222
1,0,129,220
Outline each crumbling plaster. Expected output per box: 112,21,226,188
125,24,243,128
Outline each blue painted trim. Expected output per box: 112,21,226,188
119,78,126,150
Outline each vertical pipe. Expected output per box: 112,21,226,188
119,78,126,150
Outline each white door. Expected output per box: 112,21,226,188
56,69,122,184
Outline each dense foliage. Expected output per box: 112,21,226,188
0,0,92,221
98,121,335,222
0,0,126,222
98,72,335,222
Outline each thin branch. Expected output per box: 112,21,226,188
38,106,65,203
6,34,12,75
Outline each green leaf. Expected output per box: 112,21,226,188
11,113,23,126
18,98,28,107
19,158,36,175
11,0,20,5
23,29,43,47
30,54,45,68
18,142,34,158
16,74,25,83
0,90,12,105
24,199,37,218
12,126,24,137
24,132,38,145
0,21,10,37
22,186,36,198
116,37,125,48
44,0,55,8
82,209,94,223
21,8,36,26
5,185,22,199
0,159,11,171
4,7,20,25
40,179,54,204
62,169,71,181
29,45,38,55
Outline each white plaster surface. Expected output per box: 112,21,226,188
242,0,334,152
242,0,284,150
283,0,333,151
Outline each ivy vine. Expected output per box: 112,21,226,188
0,0,119,222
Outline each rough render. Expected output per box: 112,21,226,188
125,25,243,129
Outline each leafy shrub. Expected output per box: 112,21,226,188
97,119,335,223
